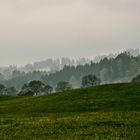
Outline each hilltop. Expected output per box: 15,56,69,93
0,83,140,139
0,83,140,114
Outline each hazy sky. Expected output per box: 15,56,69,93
0,0,140,66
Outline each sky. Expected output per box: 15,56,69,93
0,0,140,66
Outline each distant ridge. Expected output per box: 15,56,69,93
0,48,139,73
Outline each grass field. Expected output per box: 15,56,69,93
0,83,140,140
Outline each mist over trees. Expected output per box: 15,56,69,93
0,49,139,95
42,52,140,87
0,48,139,77
0,84,17,95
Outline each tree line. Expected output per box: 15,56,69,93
0,51,140,95
0,73,140,96
42,52,140,87
17,74,101,96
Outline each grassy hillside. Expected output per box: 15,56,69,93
0,83,140,139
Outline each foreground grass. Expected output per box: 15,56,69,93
0,112,140,140
0,83,140,139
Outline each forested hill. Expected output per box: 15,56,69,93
1,52,140,89
42,52,140,87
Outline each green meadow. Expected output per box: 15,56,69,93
0,83,140,140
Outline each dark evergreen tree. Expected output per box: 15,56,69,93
82,74,100,87
55,81,72,92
